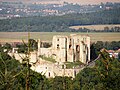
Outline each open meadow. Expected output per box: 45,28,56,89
69,24,120,30
0,32,120,43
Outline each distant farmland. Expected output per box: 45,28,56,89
0,32,120,43
69,24,120,30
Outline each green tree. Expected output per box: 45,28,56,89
29,39,38,51
118,52,120,60
16,39,38,53
0,52,49,90
90,43,98,60
2,43,12,52
73,49,120,90
51,76,72,90
0,52,23,90
73,67,100,90
95,49,120,90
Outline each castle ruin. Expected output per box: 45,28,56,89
9,34,90,78
38,34,90,64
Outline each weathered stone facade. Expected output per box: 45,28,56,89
31,62,84,78
38,34,90,64
8,34,90,78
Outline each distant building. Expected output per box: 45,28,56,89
107,49,120,59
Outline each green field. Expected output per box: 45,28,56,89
0,32,120,43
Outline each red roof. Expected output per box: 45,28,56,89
107,50,115,53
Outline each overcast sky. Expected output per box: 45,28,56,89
0,0,120,5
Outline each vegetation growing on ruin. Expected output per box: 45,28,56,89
39,55,56,63
65,61,84,69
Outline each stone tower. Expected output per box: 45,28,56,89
52,35,68,62
52,34,90,64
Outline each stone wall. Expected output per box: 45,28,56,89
41,34,91,64
31,62,82,78
8,50,38,63
8,34,90,78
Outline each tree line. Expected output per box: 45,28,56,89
71,26,120,32
0,8,120,32
90,41,120,60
